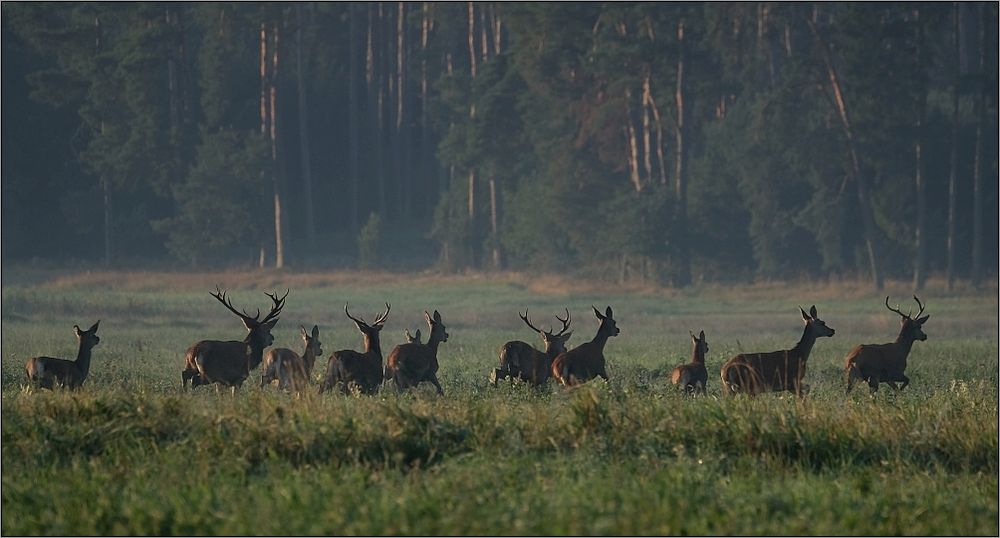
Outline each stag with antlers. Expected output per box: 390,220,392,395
26,321,101,390
320,303,391,395
551,306,619,386
720,305,835,397
491,309,573,387
845,296,930,394
384,310,449,395
181,287,287,394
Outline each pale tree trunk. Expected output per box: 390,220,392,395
625,88,642,193
348,3,360,234
296,4,316,255
643,75,668,186
466,1,479,267
673,19,692,287
269,22,285,269
807,16,882,290
259,22,268,268
912,8,928,291
419,2,431,220
488,10,502,269
946,3,961,291
397,1,412,220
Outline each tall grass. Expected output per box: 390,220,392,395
2,271,997,535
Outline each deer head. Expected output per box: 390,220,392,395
519,308,573,354
344,302,391,343
799,305,835,338
592,305,620,339
210,286,287,348
74,320,102,350
690,329,708,360
885,295,930,342
424,310,449,344
300,325,323,357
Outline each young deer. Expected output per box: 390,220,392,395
404,328,422,343
844,296,930,394
384,310,449,395
551,306,619,386
491,309,572,387
181,287,287,394
720,305,835,397
670,330,709,395
319,303,390,395
25,321,101,390
260,325,322,393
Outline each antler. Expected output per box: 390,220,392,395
373,303,391,326
884,296,910,319
259,289,288,324
912,295,926,319
554,308,572,336
210,286,255,324
344,302,365,325
519,309,544,334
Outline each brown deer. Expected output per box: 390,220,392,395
551,306,619,386
670,330,709,395
384,310,449,395
404,328,422,343
319,303,390,395
845,296,929,394
181,287,287,394
25,321,101,390
491,309,572,387
720,305,835,397
260,325,322,393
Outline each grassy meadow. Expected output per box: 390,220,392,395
2,269,998,535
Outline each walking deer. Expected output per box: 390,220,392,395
720,305,835,397
181,287,287,394
670,330,709,395
491,309,573,387
260,325,322,393
404,328,422,343
384,310,449,395
25,321,101,390
551,306,619,386
845,296,930,394
319,303,390,395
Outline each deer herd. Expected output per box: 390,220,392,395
25,289,933,399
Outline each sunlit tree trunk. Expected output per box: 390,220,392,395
673,19,692,287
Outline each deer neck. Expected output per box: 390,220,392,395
893,331,917,360
244,335,267,370
425,334,442,356
363,333,383,360
75,342,95,376
589,332,610,353
791,326,817,362
691,345,705,365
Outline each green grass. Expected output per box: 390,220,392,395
2,270,997,535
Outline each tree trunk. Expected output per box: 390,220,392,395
396,1,411,220
348,3,360,234
946,3,961,291
673,19,691,287
625,88,642,193
269,22,284,269
489,176,500,269
807,16,882,290
912,8,928,291
296,4,316,256
466,1,479,267
419,2,431,220
971,3,986,287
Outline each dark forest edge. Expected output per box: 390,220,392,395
2,3,997,290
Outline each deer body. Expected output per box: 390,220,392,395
26,321,101,390
261,325,322,393
670,330,709,395
845,296,929,393
492,309,572,387
320,304,390,395
384,310,449,395
182,288,286,393
720,306,835,397
551,306,619,386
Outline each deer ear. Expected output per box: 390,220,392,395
592,306,604,319
424,310,432,324
916,314,930,325
312,325,320,338
800,307,810,321
414,329,421,339
433,310,442,323
74,325,83,337
300,325,308,337
262,318,279,331
561,331,572,341
88,320,100,333
605,306,613,318
809,305,818,318
699,330,705,341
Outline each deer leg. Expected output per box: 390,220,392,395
867,376,880,394
898,375,910,391
429,375,445,396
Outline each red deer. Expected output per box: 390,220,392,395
551,306,619,386
319,303,390,395
845,296,930,394
260,325,322,393
720,305,835,397
670,330,709,395
384,310,449,395
404,328,422,343
25,321,101,390
181,287,287,394
491,309,572,387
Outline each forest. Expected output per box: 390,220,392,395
2,2,997,289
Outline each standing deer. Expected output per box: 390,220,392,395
181,287,287,394
260,325,322,393
319,303,390,395
720,305,835,397
491,309,572,387
845,296,930,394
551,306,619,386
384,310,449,395
670,330,709,395
25,321,101,390
404,328,422,343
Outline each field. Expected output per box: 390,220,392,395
2,269,997,535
